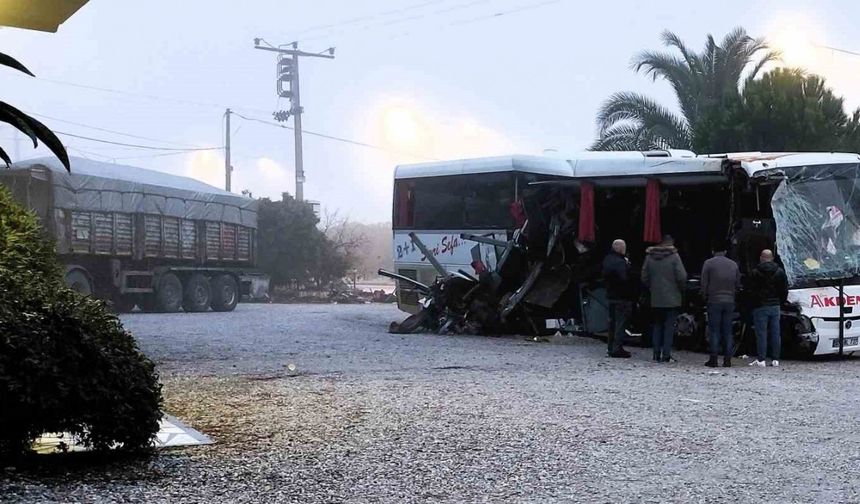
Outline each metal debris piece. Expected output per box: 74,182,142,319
409,231,448,277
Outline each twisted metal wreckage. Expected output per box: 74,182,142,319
382,187,589,337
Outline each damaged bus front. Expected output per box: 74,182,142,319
743,153,860,355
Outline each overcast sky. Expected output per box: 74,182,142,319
1,0,858,222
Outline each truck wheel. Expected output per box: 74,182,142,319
65,269,93,296
211,274,239,312
182,274,211,312
155,272,183,313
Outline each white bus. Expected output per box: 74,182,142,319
392,150,860,356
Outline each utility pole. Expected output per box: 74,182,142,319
254,39,334,202
224,108,232,192
291,56,304,202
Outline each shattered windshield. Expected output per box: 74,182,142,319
771,163,860,286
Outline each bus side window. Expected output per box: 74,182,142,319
463,172,516,228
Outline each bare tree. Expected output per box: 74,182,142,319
321,209,366,277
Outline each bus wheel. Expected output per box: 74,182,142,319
182,274,211,312
65,269,93,296
155,273,183,313
211,274,239,312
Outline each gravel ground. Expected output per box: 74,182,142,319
4,303,860,503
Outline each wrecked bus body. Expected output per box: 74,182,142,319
388,151,860,357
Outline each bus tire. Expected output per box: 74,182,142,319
155,272,183,313
182,274,211,312
65,268,93,296
211,274,239,312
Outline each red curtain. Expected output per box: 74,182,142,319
510,199,526,228
578,181,595,242
644,178,662,243
396,182,414,227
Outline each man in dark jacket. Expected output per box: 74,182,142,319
748,249,789,367
701,240,740,368
642,235,687,362
602,239,634,358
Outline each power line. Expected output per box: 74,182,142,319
36,77,230,109
25,101,435,161
817,44,860,58
450,0,562,26
65,146,104,161
297,0,494,44
285,0,450,42
231,112,438,161
112,150,211,161
54,131,221,152
301,0,565,48
28,111,205,148
23,74,271,115
383,0,564,41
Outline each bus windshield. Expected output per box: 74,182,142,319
394,172,517,230
772,163,860,285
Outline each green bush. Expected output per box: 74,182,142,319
0,185,163,458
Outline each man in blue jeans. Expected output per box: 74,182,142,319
642,235,688,363
700,240,740,367
748,249,788,367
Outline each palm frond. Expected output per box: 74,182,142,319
739,35,770,58
632,50,703,124
0,106,38,147
0,52,34,77
720,27,752,57
745,49,781,82
594,92,691,150
598,92,687,133
0,145,11,166
591,124,655,151
0,101,70,171
660,30,699,70
631,51,690,83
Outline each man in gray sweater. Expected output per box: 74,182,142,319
700,240,741,367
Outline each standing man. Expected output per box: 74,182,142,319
748,249,788,367
642,235,688,363
701,240,740,368
603,239,634,358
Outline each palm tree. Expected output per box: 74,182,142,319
592,27,779,151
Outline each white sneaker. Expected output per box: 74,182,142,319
771,360,780,367
749,359,766,367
